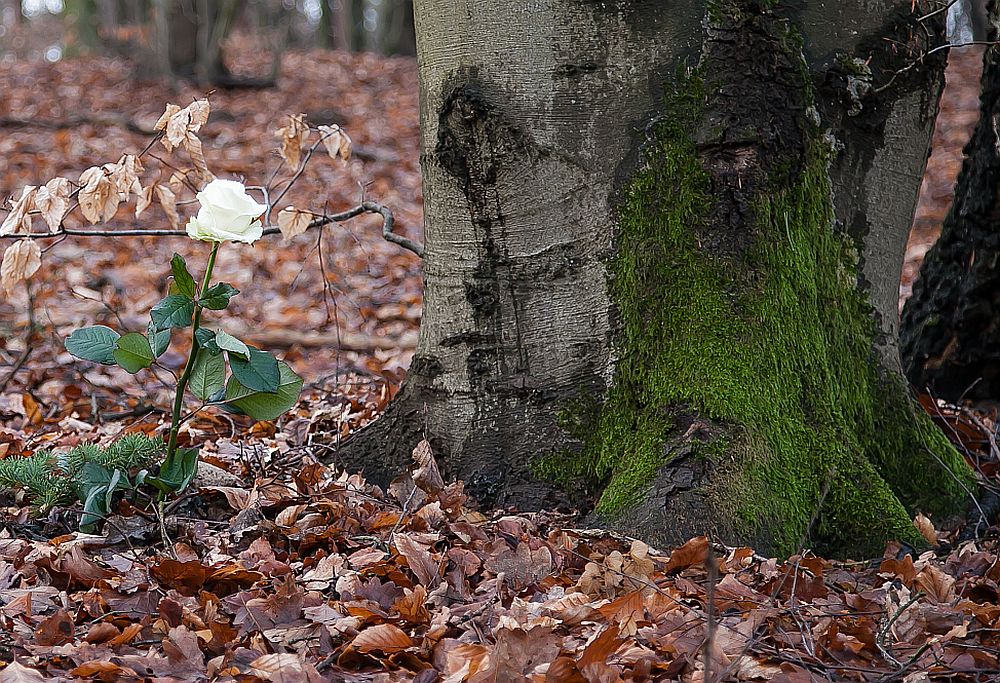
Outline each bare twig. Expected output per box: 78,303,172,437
0,201,425,257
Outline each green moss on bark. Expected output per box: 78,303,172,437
539,67,973,557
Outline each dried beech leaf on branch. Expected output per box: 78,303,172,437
78,166,120,224
184,133,214,183
135,184,154,218
1,186,37,236
154,185,181,229
108,154,143,199
277,207,313,241
35,177,70,231
1,239,42,294
318,124,352,161
276,113,310,168
155,99,211,152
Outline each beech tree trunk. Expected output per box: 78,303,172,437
158,0,235,83
339,0,976,558
900,9,1000,403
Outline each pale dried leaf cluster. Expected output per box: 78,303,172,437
1,98,355,295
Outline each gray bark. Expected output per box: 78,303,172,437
337,0,963,554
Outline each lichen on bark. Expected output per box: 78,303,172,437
538,2,973,557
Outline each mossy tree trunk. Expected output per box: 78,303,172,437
900,8,1000,403
339,0,975,558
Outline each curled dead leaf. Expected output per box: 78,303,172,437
1,186,37,235
156,99,211,152
318,124,352,161
154,185,181,230
35,177,70,231
277,207,313,241
1,239,41,294
412,439,445,495
276,113,310,168
914,513,937,545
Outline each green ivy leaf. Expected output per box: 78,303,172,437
113,333,155,374
65,325,121,364
147,321,171,358
170,253,197,298
199,282,239,310
189,349,226,400
224,362,303,421
229,348,280,393
214,329,249,358
151,295,195,331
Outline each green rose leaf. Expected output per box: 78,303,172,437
146,447,199,494
170,253,197,298
147,320,171,358
113,332,155,374
229,348,280,393
189,349,226,400
151,294,195,331
199,282,239,310
195,328,221,355
224,362,303,421
77,461,131,529
65,325,121,364
214,329,249,358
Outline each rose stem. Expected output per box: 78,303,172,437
165,241,220,461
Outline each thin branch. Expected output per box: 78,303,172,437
0,201,425,257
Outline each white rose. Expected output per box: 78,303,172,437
185,179,267,244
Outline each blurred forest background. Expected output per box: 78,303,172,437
2,0,415,69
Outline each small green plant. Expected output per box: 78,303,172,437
0,100,369,530
0,434,164,529
46,178,303,527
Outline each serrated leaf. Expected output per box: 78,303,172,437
113,333,154,373
199,282,239,310
229,348,280,392
1,239,41,293
65,326,121,364
151,295,194,331
224,362,303,421
195,328,221,354
214,329,249,357
147,321,171,358
189,349,226,400
170,253,197,298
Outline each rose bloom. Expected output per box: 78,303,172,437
186,179,267,244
